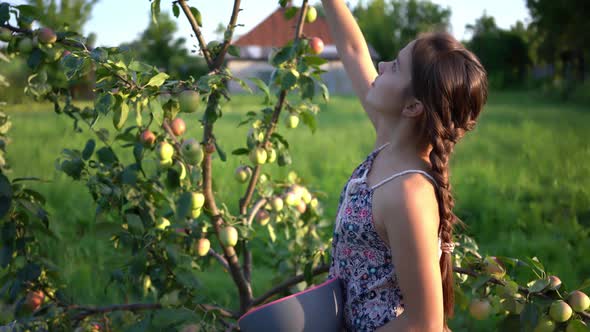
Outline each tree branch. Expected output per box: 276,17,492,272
209,248,230,271
202,92,253,313
212,0,242,69
197,303,238,319
239,0,310,301
68,303,162,321
177,0,213,68
252,262,329,307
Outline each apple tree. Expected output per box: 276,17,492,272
0,0,589,331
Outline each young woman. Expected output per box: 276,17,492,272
321,1,488,331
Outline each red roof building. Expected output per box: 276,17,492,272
227,5,379,95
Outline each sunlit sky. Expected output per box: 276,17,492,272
8,0,530,51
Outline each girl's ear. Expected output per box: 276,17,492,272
402,99,424,118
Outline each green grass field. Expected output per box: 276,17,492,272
3,90,590,328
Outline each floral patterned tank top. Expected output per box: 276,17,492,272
327,142,441,331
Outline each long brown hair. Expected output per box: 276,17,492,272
410,32,488,329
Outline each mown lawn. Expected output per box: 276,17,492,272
3,90,590,330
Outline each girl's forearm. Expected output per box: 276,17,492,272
320,0,370,54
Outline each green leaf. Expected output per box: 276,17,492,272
304,261,313,285
126,213,144,235
271,46,293,66
279,0,289,7
566,320,590,332
146,72,169,87
299,110,317,134
267,224,276,243
0,173,11,220
17,263,41,282
232,148,249,156
271,133,289,149
95,93,113,115
0,3,10,24
61,54,84,80
174,267,201,290
233,76,252,93
248,77,270,102
284,6,298,19
94,222,122,238
96,147,117,166
172,2,180,18
528,278,550,293
281,69,298,90
304,55,328,66
128,60,153,73
82,139,96,160
471,275,491,291
578,278,590,291
519,303,539,331
90,48,108,62
0,244,12,268
175,192,193,221
526,256,545,274
319,82,330,102
228,45,240,57
215,140,226,162
190,7,202,27
121,166,138,185
113,101,129,130
151,0,161,25
299,75,315,100
277,150,292,167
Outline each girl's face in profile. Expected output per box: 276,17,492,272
366,40,415,117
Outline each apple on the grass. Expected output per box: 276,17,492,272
220,226,238,247
157,141,174,160
181,138,204,165
309,37,324,55
171,118,186,136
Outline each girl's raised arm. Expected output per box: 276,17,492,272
321,0,380,131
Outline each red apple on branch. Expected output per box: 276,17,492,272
171,118,186,136
309,37,324,55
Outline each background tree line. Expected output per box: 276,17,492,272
1,0,589,100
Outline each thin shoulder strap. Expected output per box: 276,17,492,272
371,170,438,191
372,142,390,154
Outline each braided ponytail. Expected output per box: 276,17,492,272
411,32,488,329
